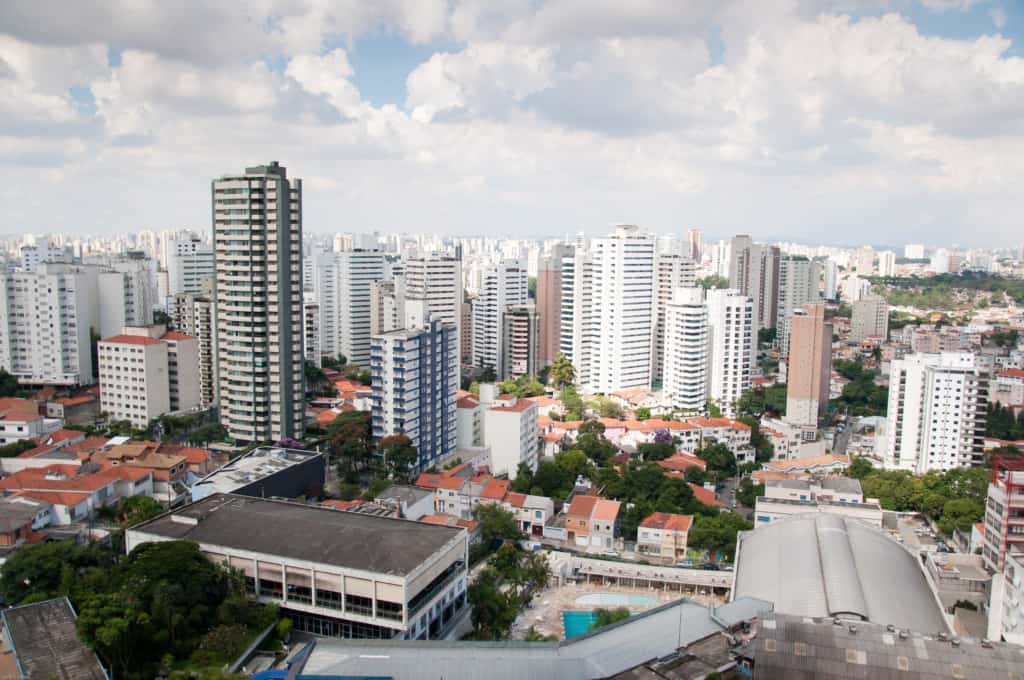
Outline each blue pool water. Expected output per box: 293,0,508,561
562,610,599,638
575,593,658,607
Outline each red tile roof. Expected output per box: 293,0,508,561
504,492,527,508
998,369,1024,379
0,398,40,420
457,396,480,409
42,429,86,445
100,334,162,346
52,396,94,406
419,514,481,532
566,494,599,518
689,483,723,508
14,490,90,508
480,479,510,500
415,473,445,489
592,499,621,521
489,398,534,413
657,453,707,472
321,499,364,511
436,476,467,491
640,512,694,532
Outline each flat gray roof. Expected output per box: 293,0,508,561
1,597,107,680
129,494,463,577
191,446,321,496
734,514,950,634
753,613,1024,679
298,597,774,680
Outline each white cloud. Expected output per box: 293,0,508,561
0,1,1022,245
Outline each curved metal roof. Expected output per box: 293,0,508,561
734,514,950,634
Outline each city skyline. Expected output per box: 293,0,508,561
2,2,1024,245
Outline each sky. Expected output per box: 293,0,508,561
1,0,1023,247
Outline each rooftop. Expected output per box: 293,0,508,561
640,512,694,532
129,494,463,577
1,597,107,680
734,514,949,634
296,597,773,680
0,496,50,533
191,446,321,496
753,612,1024,680
99,333,162,346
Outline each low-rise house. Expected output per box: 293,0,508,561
562,494,621,551
688,483,723,508
503,492,554,537
0,597,109,679
0,463,154,524
656,452,706,475
637,512,693,561
44,394,99,425
375,484,435,520
0,496,51,549
419,514,482,543
0,398,61,446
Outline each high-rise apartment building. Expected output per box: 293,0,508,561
500,304,539,380
775,257,822,355
166,237,215,301
850,296,889,343
687,229,704,262
404,256,462,368
877,250,897,277
983,458,1024,574
472,260,528,373
370,304,457,470
785,304,832,429
904,244,925,260
213,161,304,443
173,293,216,409
98,325,200,428
536,245,571,368
662,287,709,411
303,300,320,367
95,257,157,338
308,252,340,360
823,259,839,301
460,301,473,365
337,250,385,367
585,225,657,393
856,246,875,276
559,244,593,384
728,235,779,332
369,279,404,337
0,264,99,386
884,352,987,474
706,289,753,416
651,254,698,385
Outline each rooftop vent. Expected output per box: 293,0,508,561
849,625,858,634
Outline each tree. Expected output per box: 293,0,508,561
479,367,497,383
554,449,595,480
117,496,164,527
637,441,675,462
758,327,777,346
0,439,38,458
468,568,519,639
699,275,729,290
737,385,787,418
688,512,753,561
1,541,115,604
0,368,21,397
590,607,630,631
548,353,576,389
739,416,774,463
474,504,524,546
697,443,737,479
498,375,546,398
735,478,764,507
848,456,875,479
531,461,574,498
576,432,616,467
561,385,584,419
379,434,418,482
635,407,651,421
356,369,372,386
592,396,625,419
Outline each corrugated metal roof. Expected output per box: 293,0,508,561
734,514,950,634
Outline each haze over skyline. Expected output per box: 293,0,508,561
2,0,1023,245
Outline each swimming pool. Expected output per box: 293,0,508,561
575,592,659,607
562,610,599,638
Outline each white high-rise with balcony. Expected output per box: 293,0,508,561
404,256,462,364
776,256,822,356
337,250,385,367
0,264,99,386
582,225,657,393
706,289,753,416
471,259,528,373
662,287,709,411
652,254,698,385
884,352,987,473
213,161,304,443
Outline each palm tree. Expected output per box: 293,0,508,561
548,353,576,389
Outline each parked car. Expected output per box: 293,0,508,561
701,563,721,571
602,550,620,558
676,559,694,568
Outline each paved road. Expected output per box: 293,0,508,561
833,418,855,454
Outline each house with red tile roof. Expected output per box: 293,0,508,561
419,514,482,542
45,394,99,425
561,494,622,550
637,512,694,561
0,463,155,524
0,398,61,446
688,483,723,508
656,452,707,474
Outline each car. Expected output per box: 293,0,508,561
701,563,721,571
676,560,694,568
602,550,620,558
